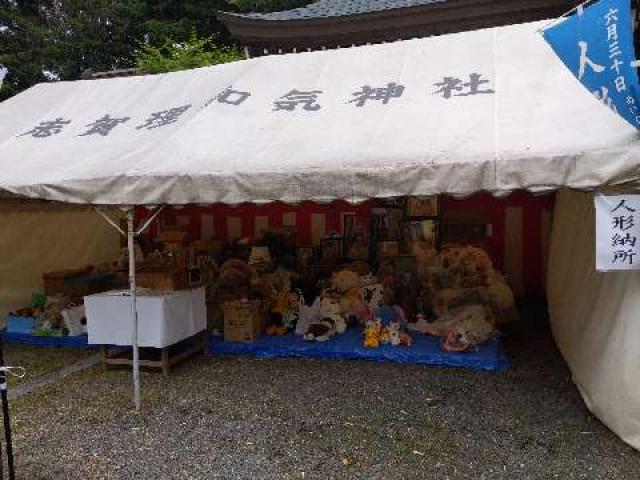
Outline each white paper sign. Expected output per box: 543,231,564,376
595,194,640,271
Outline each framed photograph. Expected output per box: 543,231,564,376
343,214,371,259
320,236,342,262
296,247,314,267
371,208,403,241
403,220,437,249
406,196,439,217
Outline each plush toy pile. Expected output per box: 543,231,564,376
418,246,515,351
214,241,512,353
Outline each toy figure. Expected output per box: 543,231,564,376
379,326,390,345
363,319,381,349
389,321,401,346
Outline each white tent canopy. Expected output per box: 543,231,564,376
1,21,639,206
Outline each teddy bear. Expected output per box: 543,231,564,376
485,273,515,315
330,270,362,293
217,259,253,290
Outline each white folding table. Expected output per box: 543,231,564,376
85,287,207,374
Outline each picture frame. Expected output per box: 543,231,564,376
403,220,437,249
371,207,403,242
343,214,371,260
406,196,439,217
320,236,342,262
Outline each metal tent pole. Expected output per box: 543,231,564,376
0,340,15,480
127,207,141,412
95,205,165,411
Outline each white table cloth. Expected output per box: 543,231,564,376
85,287,206,348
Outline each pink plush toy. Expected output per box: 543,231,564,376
352,299,374,326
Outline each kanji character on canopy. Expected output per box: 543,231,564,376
349,83,405,107
19,118,71,138
136,105,192,130
205,87,252,108
79,115,131,137
433,74,494,99
274,90,323,111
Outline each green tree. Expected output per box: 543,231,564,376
228,0,311,13
1,0,149,100
0,0,312,101
134,32,243,74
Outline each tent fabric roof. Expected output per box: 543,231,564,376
0,21,639,206
223,0,446,21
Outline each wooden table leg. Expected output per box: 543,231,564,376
161,347,169,376
100,345,108,373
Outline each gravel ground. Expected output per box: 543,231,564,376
3,344,94,387
7,303,640,479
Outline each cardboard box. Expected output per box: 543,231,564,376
223,300,262,343
137,267,189,291
43,267,114,297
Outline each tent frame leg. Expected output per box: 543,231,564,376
127,207,141,412
94,205,165,412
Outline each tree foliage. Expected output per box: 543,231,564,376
0,0,311,100
229,0,311,13
134,32,244,74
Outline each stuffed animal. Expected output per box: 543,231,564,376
266,324,288,336
304,318,337,342
352,299,374,325
320,296,347,334
376,306,395,327
361,283,385,310
412,242,437,286
388,320,413,347
424,304,496,352
303,296,346,342
389,321,401,346
379,326,391,345
432,288,464,317
276,290,302,329
485,274,515,314
218,259,252,290
399,331,414,347
339,286,364,319
376,305,406,327
363,318,381,348
296,297,321,336
331,270,362,293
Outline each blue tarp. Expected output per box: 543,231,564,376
209,328,510,371
0,330,94,349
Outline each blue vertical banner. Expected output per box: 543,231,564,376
542,0,640,128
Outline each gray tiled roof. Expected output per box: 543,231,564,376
227,0,447,21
